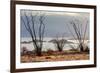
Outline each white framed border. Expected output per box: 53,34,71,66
15,4,94,69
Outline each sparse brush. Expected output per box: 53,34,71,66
69,48,79,52
68,49,80,54
47,49,54,55
83,46,89,53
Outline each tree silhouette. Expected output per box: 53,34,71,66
50,35,67,52
66,19,89,52
21,12,45,56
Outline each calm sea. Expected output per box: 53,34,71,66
21,37,89,51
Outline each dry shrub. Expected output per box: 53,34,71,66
47,49,54,55
83,46,89,53
69,48,79,52
45,56,51,59
69,49,80,54
21,46,28,56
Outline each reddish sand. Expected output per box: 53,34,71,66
21,52,89,63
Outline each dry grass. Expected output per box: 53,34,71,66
21,51,89,63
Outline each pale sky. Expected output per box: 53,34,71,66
21,9,90,39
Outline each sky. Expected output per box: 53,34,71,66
20,9,90,39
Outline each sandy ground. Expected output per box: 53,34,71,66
21,52,89,63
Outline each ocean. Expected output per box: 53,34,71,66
21,37,89,51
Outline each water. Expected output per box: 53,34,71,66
21,37,89,51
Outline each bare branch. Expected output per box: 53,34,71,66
21,11,46,56
82,21,88,43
